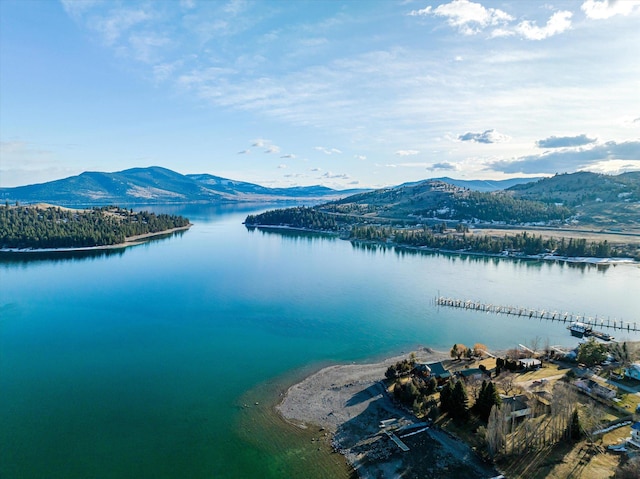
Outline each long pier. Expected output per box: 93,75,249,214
435,296,639,333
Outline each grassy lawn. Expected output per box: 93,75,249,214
516,364,571,382
615,392,640,413
498,439,624,479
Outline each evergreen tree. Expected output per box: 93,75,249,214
474,380,501,422
569,408,582,440
439,381,453,413
450,380,470,422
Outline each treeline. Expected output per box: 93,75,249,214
351,226,625,258
0,204,190,249
244,207,345,231
416,192,572,223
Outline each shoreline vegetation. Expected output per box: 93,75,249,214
0,204,191,253
0,224,192,253
244,207,640,264
276,342,640,479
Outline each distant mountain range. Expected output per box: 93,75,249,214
403,176,542,192
0,166,366,205
0,166,546,206
4,168,637,231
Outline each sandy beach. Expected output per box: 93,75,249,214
277,348,499,478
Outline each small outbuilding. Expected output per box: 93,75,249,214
518,358,542,370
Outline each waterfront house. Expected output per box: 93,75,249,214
624,363,640,381
414,361,451,383
575,378,617,400
501,394,531,420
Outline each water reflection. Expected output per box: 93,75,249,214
346,240,616,273
249,227,338,244
0,230,187,267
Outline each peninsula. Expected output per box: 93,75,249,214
245,172,640,262
278,341,640,479
0,203,191,252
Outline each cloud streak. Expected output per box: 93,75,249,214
395,149,420,156
314,146,342,155
536,134,596,148
428,161,458,171
487,140,640,174
458,129,510,144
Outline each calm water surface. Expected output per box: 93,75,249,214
1,205,639,478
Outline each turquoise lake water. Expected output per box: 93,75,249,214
1,204,639,478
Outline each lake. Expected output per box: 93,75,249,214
1,204,639,478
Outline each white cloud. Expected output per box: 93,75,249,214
412,1,573,40
314,146,342,155
309,167,322,172
515,10,572,41
280,154,296,159
354,154,367,160
428,161,458,171
321,171,350,179
581,0,640,20
264,146,281,154
385,164,397,168
411,0,513,35
277,163,287,169
395,149,420,156
458,129,510,143
237,149,250,154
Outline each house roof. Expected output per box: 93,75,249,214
632,422,640,431
418,361,450,378
501,394,529,411
459,368,483,377
519,358,541,366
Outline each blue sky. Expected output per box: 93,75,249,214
1,0,639,189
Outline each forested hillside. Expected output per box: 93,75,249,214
322,180,572,224
508,171,640,229
244,207,345,232
244,172,640,259
0,204,190,249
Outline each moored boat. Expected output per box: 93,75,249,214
568,321,591,337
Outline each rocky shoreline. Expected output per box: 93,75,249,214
276,348,499,478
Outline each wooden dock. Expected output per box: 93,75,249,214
435,297,639,333
385,430,410,452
